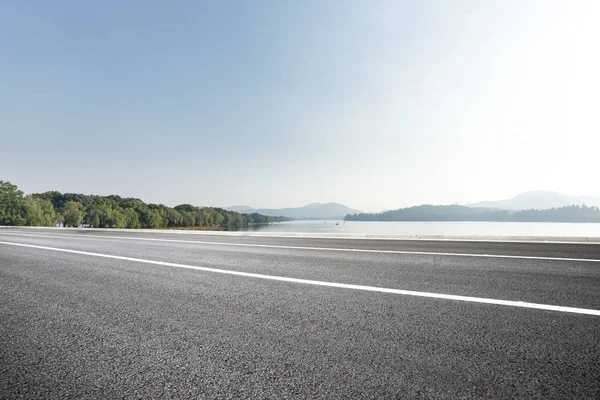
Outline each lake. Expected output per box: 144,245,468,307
245,220,600,237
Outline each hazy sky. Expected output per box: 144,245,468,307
1,1,598,212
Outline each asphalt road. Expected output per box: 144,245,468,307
1,227,599,399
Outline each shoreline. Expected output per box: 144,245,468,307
2,226,600,244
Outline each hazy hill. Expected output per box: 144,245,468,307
227,202,361,220
345,204,600,223
469,191,600,210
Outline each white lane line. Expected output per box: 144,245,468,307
2,231,600,263
1,240,599,316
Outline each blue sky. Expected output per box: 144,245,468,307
1,1,599,211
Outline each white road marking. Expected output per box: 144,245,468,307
1,240,599,316
2,231,600,263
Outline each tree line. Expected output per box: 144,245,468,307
0,180,291,230
345,204,600,223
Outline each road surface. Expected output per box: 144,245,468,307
1,227,599,398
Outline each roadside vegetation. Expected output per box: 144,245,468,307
345,204,600,223
0,180,290,230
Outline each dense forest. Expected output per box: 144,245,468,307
0,180,291,230
345,204,600,223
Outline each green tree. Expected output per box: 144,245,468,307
123,207,140,229
13,180,285,230
55,213,65,227
63,201,84,227
119,198,150,227
33,191,64,210
221,212,233,231
177,211,193,227
174,204,199,213
98,203,113,227
86,208,101,227
231,213,244,230
22,196,55,226
38,198,56,226
22,196,42,226
111,207,127,228
200,209,213,226
165,208,183,227
148,209,164,228
213,211,224,227
0,181,26,225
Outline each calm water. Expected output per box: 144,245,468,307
246,220,600,237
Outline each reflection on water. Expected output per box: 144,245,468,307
245,220,600,237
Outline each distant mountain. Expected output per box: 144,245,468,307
226,205,256,213
469,191,600,210
345,204,600,223
226,203,361,220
